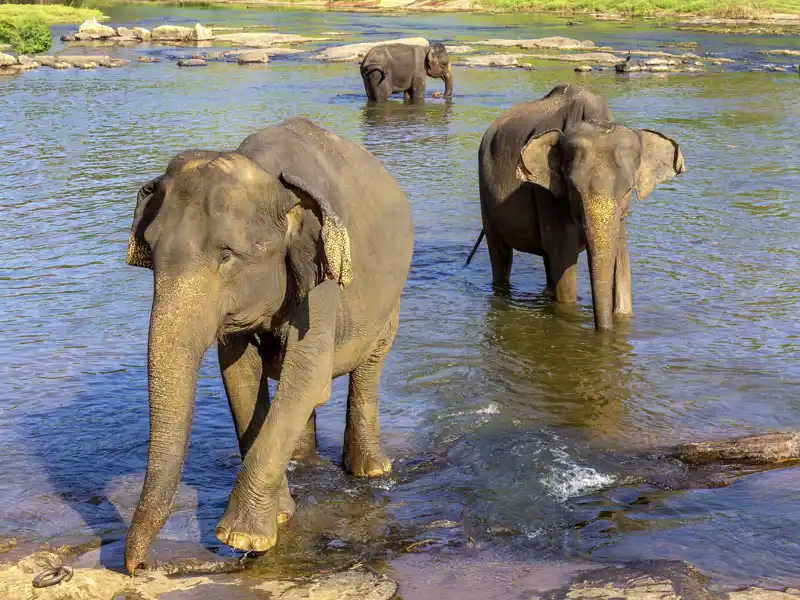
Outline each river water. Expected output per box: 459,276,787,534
1,4,799,594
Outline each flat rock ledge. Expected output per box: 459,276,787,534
474,37,603,50
62,20,211,43
312,37,429,61
1,53,129,74
0,548,396,600
541,560,800,599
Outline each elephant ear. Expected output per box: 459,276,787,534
280,172,353,290
126,176,163,269
517,129,563,197
635,130,686,199
425,44,444,75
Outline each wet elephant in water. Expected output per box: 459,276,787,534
473,84,685,330
123,117,413,572
360,43,453,102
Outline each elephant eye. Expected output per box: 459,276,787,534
220,249,234,264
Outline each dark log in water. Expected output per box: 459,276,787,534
674,432,800,465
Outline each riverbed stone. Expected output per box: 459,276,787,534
53,62,72,69
445,44,475,53
177,58,207,67
152,23,213,42
79,62,98,69
133,27,152,41
761,48,800,56
214,32,327,48
79,17,116,39
575,65,592,72
463,53,520,67
55,55,112,67
0,65,24,76
0,52,17,67
474,37,597,50
237,50,269,64
312,37,428,61
61,34,76,43
527,51,622,63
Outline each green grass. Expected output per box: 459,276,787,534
0,4,104,26
475,0,800,17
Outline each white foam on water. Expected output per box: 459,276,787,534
541,447,616,502
441,402,500,419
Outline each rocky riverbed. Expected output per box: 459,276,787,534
1,16,799,78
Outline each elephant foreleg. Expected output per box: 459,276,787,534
614,219,632,315
343,305,398,477
218,336,295,525
216,281,340,553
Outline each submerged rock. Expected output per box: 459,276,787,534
0,65,24,76
137,55,161,63
760,48,800,56
445,44,475,53
463,53,520,67
474,37,598,50
152,23,212,42
675,432,800,465
177,58,207,67
237,50,269,64
214,32,327,48
527,51,622,64
53,55,112,67
574,65,592,72
312,37,429,62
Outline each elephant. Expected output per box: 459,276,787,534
360,42,453,102
123,117,414,573
470,84,685,330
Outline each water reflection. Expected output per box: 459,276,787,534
482,294,635,441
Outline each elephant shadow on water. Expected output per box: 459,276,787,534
21,366,396,572
19,365,241,570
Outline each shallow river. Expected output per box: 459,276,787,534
1,4,799,593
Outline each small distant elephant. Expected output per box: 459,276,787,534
123,117,413,573
360,42,453,102
472,84,685,330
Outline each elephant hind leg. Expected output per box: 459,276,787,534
545,252,579,304
291,411,328,466
343,305,398,477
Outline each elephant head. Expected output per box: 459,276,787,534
425,42,452,97
517,120,685,330
123,150,351,573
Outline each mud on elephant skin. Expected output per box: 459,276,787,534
474,84,685,330
123,117,413,572
360,42,453,102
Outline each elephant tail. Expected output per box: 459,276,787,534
465,230,485,266
361,63,386,87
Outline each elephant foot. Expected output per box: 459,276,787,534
344,443,392,478
277,477,295,525
216,494,279,553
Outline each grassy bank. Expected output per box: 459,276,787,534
0,5,103,56
0,4,104,26
473,0,800,17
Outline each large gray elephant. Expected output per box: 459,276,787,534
123,117,413,573
471,84,685,330
360,42,453,102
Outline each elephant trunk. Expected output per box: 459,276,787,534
124,274,217,574
583,196,619,331
443,63,453,97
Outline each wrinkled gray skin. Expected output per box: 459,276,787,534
360,43,453,102
123,117,413,573
476,84,685,330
